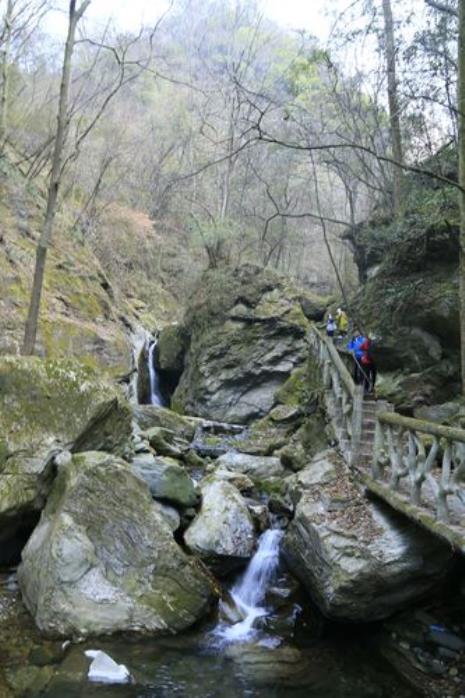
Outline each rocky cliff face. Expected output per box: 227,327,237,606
346,171,461,413
162,265,328,423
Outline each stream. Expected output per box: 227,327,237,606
0,352,430,697
0,553,420,698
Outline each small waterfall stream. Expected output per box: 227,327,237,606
215,528,284,644
148,341,164,406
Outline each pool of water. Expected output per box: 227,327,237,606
0,570,420,698
40,629,419,698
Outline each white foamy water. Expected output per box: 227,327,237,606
214,528,283,644
148,341,163,406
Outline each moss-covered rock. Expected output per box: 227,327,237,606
132,453,198,507
156,324,189,373
184,479,256,575
18,451,215,637
132,405,197,440
172,265,311,423
0,356,132,545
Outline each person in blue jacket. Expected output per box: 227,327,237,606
347,330,365,384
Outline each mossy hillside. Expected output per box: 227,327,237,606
0,157,179,375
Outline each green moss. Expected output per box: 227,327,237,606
275,367,307,406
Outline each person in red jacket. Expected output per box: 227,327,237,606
360,336,376,394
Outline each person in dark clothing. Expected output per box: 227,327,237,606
326,314,336,338
360,336,376,393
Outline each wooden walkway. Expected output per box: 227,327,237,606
309,327,465,554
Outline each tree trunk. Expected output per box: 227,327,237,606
458,0,465,394
382,0,404,215
22,0,91,355
0,0,14,154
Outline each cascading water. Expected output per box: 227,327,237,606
214,528,284,644
148,341,164,406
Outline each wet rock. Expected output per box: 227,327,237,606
184,480,256,574
132,454,198,507
283,449,452,622
247,503,270,532
4,665,54,697
225,642,312,687
215,452,286,479
18,451,215,637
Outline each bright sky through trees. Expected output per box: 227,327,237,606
44,0,334,42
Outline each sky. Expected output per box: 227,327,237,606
45,0,335,45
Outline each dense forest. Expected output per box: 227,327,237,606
2,0,460,338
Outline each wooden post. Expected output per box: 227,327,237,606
350,384,364,468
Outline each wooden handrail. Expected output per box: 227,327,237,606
310,326,355,397
378,411,465,444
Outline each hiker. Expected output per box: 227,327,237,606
336,308,349,337
360,335,376,394
326,314,336,338
347,330,365,384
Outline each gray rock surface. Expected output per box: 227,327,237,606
18,452,214,637
205,467,254,492
132,454,198,507
172,265,310,423
132,405,196,441
283,450,452,621
184,479,256,574
215,452,286,479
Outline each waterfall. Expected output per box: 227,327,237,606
214,528,283,643
148,341,164,406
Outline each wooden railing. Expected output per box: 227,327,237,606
373,412,465,527
309,325,465,552
309,327,364,467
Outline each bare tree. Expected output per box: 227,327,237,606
22,0,91,355
381,0,404,214
458,0,465,394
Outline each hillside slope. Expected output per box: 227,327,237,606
0,159,178,377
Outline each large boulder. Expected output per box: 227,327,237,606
132,454,198,508
171,265,310,423
283,450,452,622
18,452,215,637
184,479,256,574
0,357,132,562
132,405,197,441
